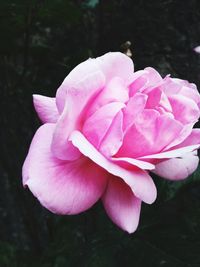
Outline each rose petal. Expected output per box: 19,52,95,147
99,110,124,157
123,93,148,131
165,123,194,149
144,87,162,109
169,95,200,124
23,124,107,215
51,103,81,161
179,86,200,105
174,128,200,148
70,131,157,204
97,52,134,85
144,67,163,86
52,70,105,161
139,144,200,159
102,177,141,233
117,109,160,158
111,157,155,170
87,77,129,116
153,152,199,180
33,95,59,123
82,102,125,149
129,72,148,97
56,58,105,113
154,114,183,151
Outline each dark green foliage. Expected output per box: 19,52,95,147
1,0,200,266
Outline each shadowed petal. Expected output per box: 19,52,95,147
102,177,141,233
70,131,157,204
23,124,107,215
33,95,59,123
153,152,199,180
53,69,105,160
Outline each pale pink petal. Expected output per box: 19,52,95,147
129,70,148,96
144,67,163,87
144,87,162,109
129,68,163,97
159,92,172,112
51,103,81,161
70,131,157,204
119,111,182,158
179,86,200,105
97,52,134,85
33,95,59,123
23,124,107,215
173,128,200,148
154,115,183,151
162,77,181,96
56,58,105,113
169,95,200,124
99,110,124,157
139,144,200,159
153,152,199,180
123,93,148,131
117,110,160,158
52,70,105,160
82,102,125,149
111,157,155,170
165,123,194,149
87,77,129,116
102,177,141,233
194,46,200,53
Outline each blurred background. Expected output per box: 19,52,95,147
1,0,200,266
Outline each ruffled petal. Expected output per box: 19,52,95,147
23,124,107,215
51,103,81,161
70,131,157,204
165,123,194,149
97,52,134,85
118,112,182,158
111,157,155,170
56,58,105,113
139,144,200,159
33,95,59,123
52,69,105,161
99,110,124,157
153,152,199,180
87,77,129,116
154,114,183,151
82,102,125,149
102,177,141,233
123,93,148,131
173,129,200,148
169,95,200,124
129,68,163,97
117,109,160,158
179,86,200,105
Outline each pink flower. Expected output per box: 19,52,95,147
194,46,200,54
23,52,200,233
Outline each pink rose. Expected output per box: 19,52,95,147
23,52,200,233
194,46,200,54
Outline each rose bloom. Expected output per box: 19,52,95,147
23,52,200,233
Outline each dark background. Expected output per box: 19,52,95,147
1,1,200,266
